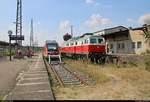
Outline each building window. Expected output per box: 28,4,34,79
117,43,121,49
137,41,142,49
121,43,125,49
132,42,136,49
110,44,113,49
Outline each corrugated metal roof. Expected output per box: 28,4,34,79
94,26,129,35
104,26,128,35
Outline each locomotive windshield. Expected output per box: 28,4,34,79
47,43,58,51
90,38,104,44
90,38,97,44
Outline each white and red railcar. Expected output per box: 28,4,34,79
43,40,59,59
60,34,107,62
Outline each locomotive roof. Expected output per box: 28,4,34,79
80,33,93,38
64,35,103,42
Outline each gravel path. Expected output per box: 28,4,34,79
0,57,30,97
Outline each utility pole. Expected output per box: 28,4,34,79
30,19,34,48
16,0,22,46
71,25,73,37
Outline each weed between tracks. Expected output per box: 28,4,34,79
51,59,150,100
0,96,4,100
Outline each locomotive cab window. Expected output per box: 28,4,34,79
98,38,103,44
90,38,97,44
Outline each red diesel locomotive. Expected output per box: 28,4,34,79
60,34,107,63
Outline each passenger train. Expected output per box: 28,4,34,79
60,34,107,63
43,40,59,60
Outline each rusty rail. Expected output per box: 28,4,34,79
62,65,89,86
49,64,65,87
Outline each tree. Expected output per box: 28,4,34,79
63,33,72,41
142,24,150,42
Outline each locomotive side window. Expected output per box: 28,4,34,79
84,39,89,44
84,40,86,44
87,40,89,44
70,42,74,46
98,39,103,44
90,38,97,44
66,43,69,46
75,42,78,45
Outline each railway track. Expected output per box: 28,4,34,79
44,59,90,87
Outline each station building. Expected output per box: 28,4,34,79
93,25,150,55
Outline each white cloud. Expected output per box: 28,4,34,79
139,13,150,24
85,14,111,29
85,0,95,4
127,18,136,23
59,20,71,33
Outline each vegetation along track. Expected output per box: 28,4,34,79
44,58,90,87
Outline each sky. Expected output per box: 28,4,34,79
0,0,150,46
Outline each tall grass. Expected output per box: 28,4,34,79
0,96,3,100
65,60,110,85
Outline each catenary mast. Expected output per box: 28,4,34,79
16,0,23,46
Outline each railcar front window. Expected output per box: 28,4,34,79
47,44,57,51
90,38,97,44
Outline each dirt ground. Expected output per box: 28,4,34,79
0,57,32,97
53,60,150,100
